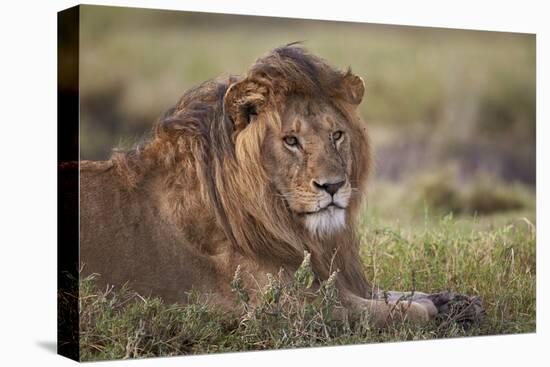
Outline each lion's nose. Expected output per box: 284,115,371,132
313,179,345,196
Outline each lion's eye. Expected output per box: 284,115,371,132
332,131,343,141
283,136,299,147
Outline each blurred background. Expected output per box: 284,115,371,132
79,5,535,225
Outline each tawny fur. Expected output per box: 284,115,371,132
77,45,481,327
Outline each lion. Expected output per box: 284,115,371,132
75,45,483,328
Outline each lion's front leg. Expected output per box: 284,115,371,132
343,293,437,328
377,290,485,327
343,290,484,328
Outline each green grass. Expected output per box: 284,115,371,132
77,188,536,360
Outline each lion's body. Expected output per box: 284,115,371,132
79,161,229,306
77,45,483,328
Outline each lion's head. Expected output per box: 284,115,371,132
114,45,371,294
258,98,357,236
222,45,370,238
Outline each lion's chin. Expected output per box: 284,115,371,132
303,206,346,237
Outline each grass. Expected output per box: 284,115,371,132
76,184,536,360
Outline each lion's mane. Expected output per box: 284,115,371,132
112,45,372,296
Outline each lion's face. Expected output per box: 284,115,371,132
262,98,354,236
222,48,367,239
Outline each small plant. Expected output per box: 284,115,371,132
465,175,528,214
293,250,314,289
230,265,250,305
413,171,531,215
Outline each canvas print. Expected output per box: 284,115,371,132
57,5,536,362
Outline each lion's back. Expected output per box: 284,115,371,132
76,159,228,303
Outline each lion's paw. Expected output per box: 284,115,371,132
427,292,485,327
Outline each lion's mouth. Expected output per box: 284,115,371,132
301,203,346,216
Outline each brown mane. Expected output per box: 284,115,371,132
111,45,372,297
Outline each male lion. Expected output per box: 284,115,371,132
76,45,483,328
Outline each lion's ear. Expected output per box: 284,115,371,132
223,79,268,135
340,71,365,106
